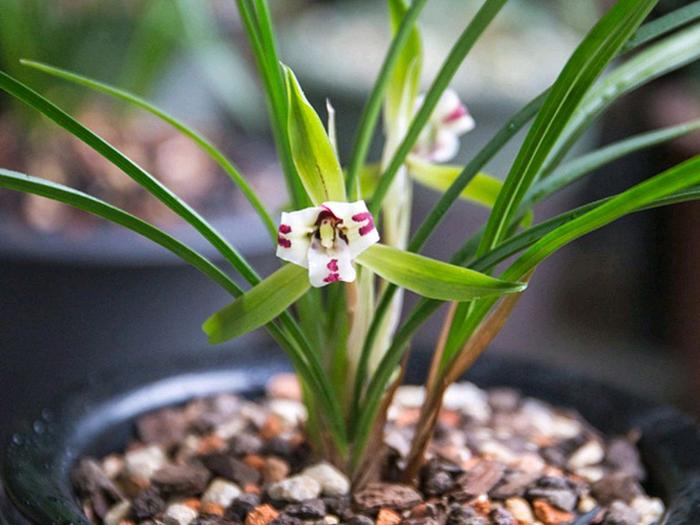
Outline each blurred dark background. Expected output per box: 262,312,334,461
1,0,699,447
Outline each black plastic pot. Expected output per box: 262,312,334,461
2,349,700,524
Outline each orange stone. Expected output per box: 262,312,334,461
118,521,136,525
470,495,491,515
376,508,402,525
246,504,279,525
438,409,461,427
395,407,420,427
197,434,226,454
244,483,262,494
260,415,283,439
201,502,225,516
533,499,574,525
244,454,266,470
183,498,201,511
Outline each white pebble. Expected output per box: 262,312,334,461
551,414,582,439
268,474,321,501
578,495,598,513
444,382,491,423
214,418,247,440
303,462,350,496
479,440,518,464
631,495,665,525
101,454,124,480
202,478,242,508
164,503,198,525
103,501,131,525
575,466,605,483
124,445,166,480
568,440,605,469
393,385,425,408
268,398,308,426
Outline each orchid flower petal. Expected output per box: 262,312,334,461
308,237,356,287
413,88,475,163
322,200,380,258
276,206,318,268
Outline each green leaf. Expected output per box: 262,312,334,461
407,156,501,208
451,155,700,365
507,155,700,280
284,65,346,205
0,70,259,285
356,244,525,302
543,21,700,177
236,0,307,208
345,0,428,197
369,0,509,214
528,117,700,206
20,59,277,241
0,168,243,298
385,0,423,131
622,0,700,51
478,0,657,256
204,264,311,344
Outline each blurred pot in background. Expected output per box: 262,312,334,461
0,0,283,436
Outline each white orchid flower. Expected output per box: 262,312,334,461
413,88,475,163
276,200,379,287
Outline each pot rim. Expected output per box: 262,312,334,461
3,349,700,524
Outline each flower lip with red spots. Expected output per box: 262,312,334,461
276,200,379,287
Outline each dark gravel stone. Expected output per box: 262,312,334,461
226,493,261,521
70,458,124,519
131,487,165,520
285,498,326,519
490,508,517,525
490,469,539,499
451,461,505,501
403,518,440,525
527,487,578,512
535,475,575,490
200,453,261,485
152,463,211,497
353,482,422,513
269,513,304,525
137,408,188,449
540,446,568,467
193,518,241,525
264,437,294,458
323,495,352,521
229,433,263,456
446,505,482,525
605,438,645,480
423,469,455,496
592,473,642,505
346,515,374,525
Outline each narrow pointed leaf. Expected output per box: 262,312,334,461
0,70,259,285
478,0,657,255
345,0,428,196
622,0,700,51
0,168,243,297
204,264,311,344
356,243,525,302
284,65,346,204
543,22,700,176
528,117,700,205
385,0,422,131
20,59,277,240
370,0,509,214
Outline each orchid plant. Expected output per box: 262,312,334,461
2,0,700,486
